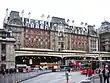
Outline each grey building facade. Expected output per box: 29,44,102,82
0,29,15,70
99,21,110,52
88,25,99,52
3,10,24,50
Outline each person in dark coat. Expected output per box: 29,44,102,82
102,65,110,83
98,68,102,83
1,68,5,75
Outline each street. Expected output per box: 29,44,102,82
20,71,87,83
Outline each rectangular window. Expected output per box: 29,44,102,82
1,44,6,61
25,38,28,47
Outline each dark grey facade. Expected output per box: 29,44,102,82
99,21,110,52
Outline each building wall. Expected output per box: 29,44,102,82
4,25,24,49
6,43,15,69
3,10,99,53
65,33,72,50
0,29,15,70
100,33,110,52
24,28,50,49
99,21,110,52
0,43,1,62
50,31,58,51
3,11,24,50
89,36,98,52
73,34,88,51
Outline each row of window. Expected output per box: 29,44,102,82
25,39,49,48
25,35,49,40
91,44,96,48
25,29,49,35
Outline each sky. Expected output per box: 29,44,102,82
0,0,110,28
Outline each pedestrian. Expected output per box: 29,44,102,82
98,67,102,83
67,68,70,73
65,70,69,83
87,67,93,77
1,68,5,75
102,65,110,83
85,68,88,77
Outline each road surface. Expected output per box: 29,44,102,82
20,71,87,83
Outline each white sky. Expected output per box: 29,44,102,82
0,0,110,28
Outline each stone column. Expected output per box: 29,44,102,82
21,28,24,48
96,38,98,51
6,43,15,69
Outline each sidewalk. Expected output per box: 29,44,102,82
91,78,100,83
92,78,110,83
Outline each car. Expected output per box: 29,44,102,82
60,65,70,71
80,68,88,74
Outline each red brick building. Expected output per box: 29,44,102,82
24,28,50,49
73,34,89,51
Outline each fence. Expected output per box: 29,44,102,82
79,74,100,83
0,70,51,83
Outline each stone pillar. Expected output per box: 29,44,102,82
96,38,98,51
70,34,72,50
6,43,15,69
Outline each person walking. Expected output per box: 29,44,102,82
102,65,110,83
85,68,88,77
98,67,103,83
65,70,69,83
87,67,93,77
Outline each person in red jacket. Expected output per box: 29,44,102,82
87,67,93,77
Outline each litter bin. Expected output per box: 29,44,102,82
80,80,91,83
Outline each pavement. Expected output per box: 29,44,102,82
92,78,110,83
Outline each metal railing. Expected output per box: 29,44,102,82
0,70,51,83
79,74,100,83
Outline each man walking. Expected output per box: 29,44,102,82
102,65,110,83
65,70,69,83
98,67,102,83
